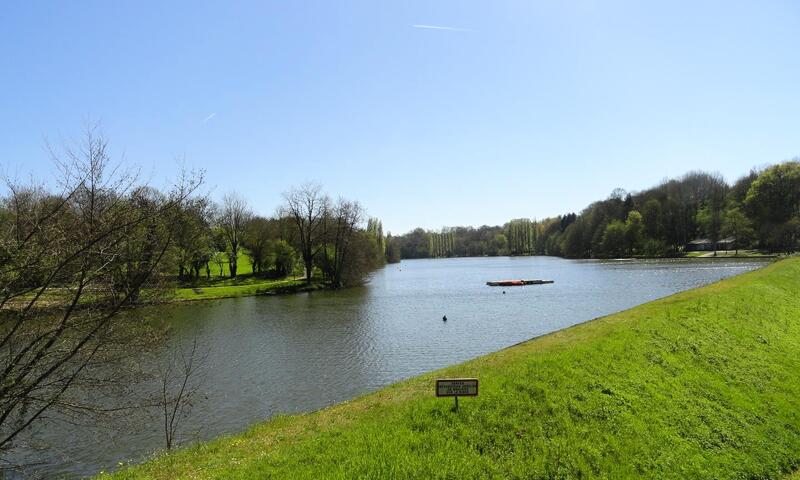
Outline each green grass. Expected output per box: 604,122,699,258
172,277,319,301
173,252,324,301
200,252,254,278
104,258,800,479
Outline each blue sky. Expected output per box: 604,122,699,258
1,1,798,234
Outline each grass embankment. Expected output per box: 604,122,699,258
105,258,800,479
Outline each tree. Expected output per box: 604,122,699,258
157,337,206,450
599,220,627,258
242,216,273,274
173,197,212,280
722,207,754,255
625,210,644,255
745,161,800,252
384,234,401,263
641,198,663,239
0,127,201,450
218,193,252,277
270,240,297,277
366,218,386,261
321,198,366,288
561,220,587,258
209,226,228,277
281,184,330,284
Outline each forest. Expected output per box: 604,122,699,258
391,160,800,259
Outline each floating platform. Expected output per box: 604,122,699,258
486,279,554,287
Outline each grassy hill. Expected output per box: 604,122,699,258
104,258,800,479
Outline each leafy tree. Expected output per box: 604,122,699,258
384,234,401,263
173,197,213,280
562,219,588,258
599,220,627,258
625,210,644,255
745,161,800,252
722,207,754,254
641,198,663,239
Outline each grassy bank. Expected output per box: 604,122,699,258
104,258,800,479
173,277,324,301
172,252,332,301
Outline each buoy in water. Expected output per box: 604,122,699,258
442,315,447,322
502,290,506,294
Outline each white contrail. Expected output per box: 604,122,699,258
203,113,216,123
411,24,470,32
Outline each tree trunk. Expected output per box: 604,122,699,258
304,257,313,284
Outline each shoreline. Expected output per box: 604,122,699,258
103,257,800,479
169,279,328,303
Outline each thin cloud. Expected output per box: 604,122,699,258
411,24,471,32
203,113,216,123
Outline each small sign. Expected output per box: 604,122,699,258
436,378,479,397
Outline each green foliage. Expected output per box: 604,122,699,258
641,238,670,257
599,220,627,258
169,186,387,292
107,258,800,479
625,210,644,254
394,160,800,259
504,218,537,255
562,219,588,258
745,161,800,252
384,235,401,264
270,239,297,277
241,216,275,273
722,208,754,254
366,218,386,257
428,229,455,258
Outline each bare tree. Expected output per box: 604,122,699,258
0,125,202,451
217,193,252,277
158,336,206,450
280,184,329,284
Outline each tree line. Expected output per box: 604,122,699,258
173,184,387,289
390,160,800,259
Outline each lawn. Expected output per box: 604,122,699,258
172,251,324,301
194,251,254,279
104,257,800,479
173,277,317,301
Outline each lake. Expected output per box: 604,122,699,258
13,256,769,478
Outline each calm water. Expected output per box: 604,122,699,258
15,256,768,478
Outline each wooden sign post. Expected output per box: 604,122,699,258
436,378,478,411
